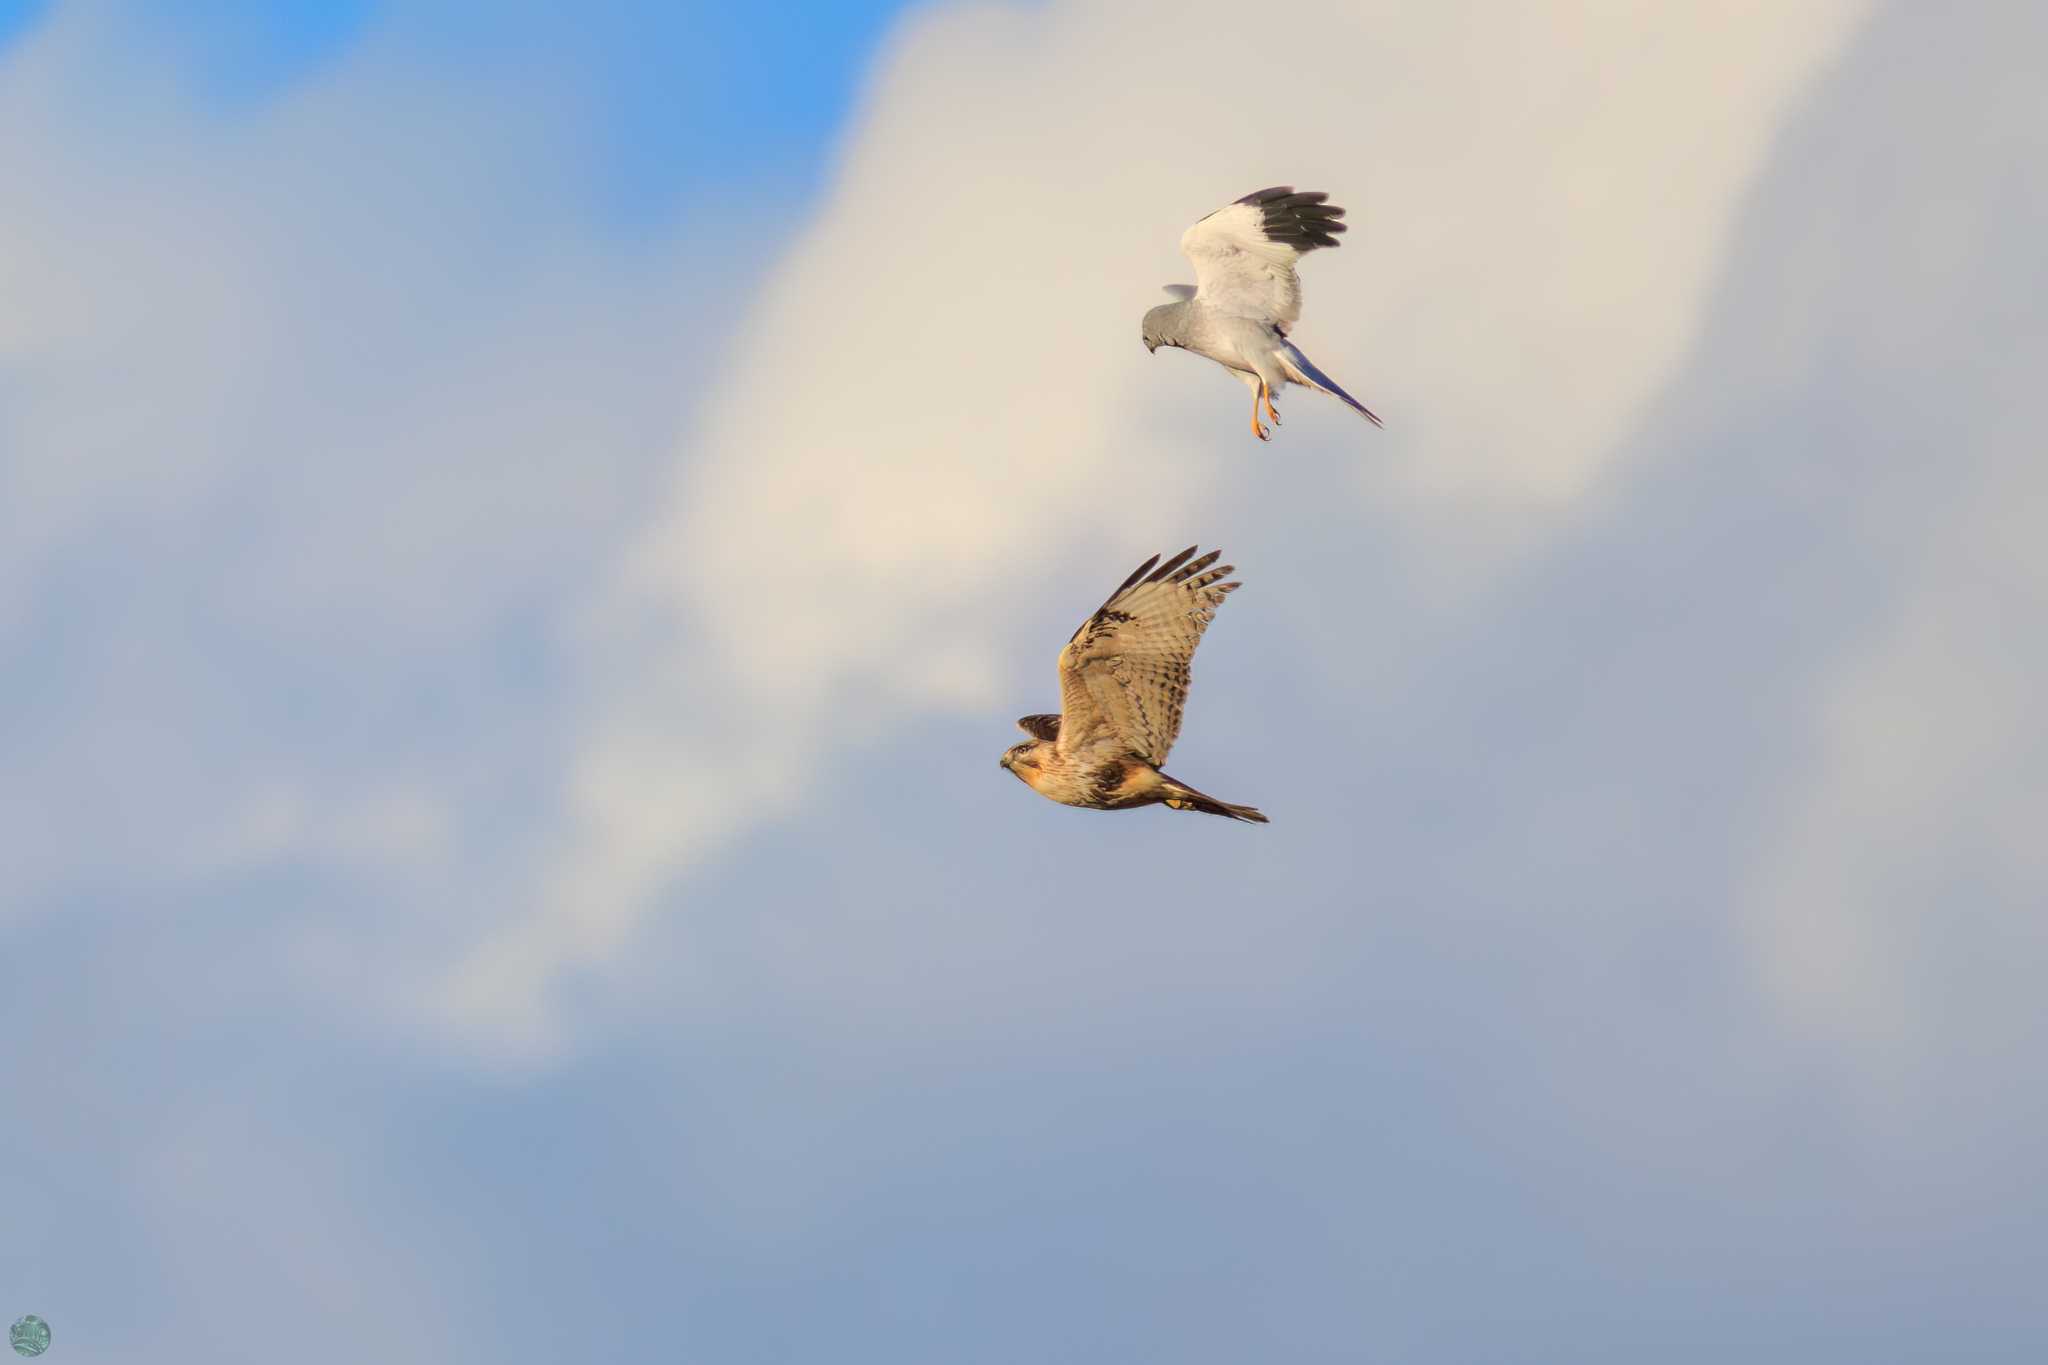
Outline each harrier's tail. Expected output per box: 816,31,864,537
1278,341,1382,428
1159,773,1269,824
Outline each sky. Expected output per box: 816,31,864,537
3,1,2045,1360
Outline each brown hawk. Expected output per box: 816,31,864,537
999,546,1268,823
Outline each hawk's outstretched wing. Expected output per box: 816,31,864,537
1015,714,1061,742
1055,547,1241,767
1179,187,1346,332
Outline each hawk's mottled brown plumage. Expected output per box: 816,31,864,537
999,547,1267,823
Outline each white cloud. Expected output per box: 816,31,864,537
0,10,736,952
14,4,2048,1355
446,0,1872,1055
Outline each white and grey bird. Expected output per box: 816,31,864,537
1141,186,1381,442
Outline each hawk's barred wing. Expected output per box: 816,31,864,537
1055,547,1241,767
1015,714,1061,742
1179,187,1346,331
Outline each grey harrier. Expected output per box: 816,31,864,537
1141,186,1381,441
999,546,1267,823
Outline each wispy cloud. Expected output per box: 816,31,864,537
10,2,2048,1358
0,3,762,1011
448,0,1870,1058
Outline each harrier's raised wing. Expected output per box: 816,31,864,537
1179,186,1347,332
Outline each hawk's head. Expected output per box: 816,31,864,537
999,740,1052,789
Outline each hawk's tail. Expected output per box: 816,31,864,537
1159,774,1269,824
1278,341,1383,428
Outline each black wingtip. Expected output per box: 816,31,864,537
1239,186,1348,252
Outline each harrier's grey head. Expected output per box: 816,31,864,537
1141,305,1171,353
1141,290,1194,354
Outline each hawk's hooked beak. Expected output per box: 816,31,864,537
999,752,1014,770
1144,340,1158,354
